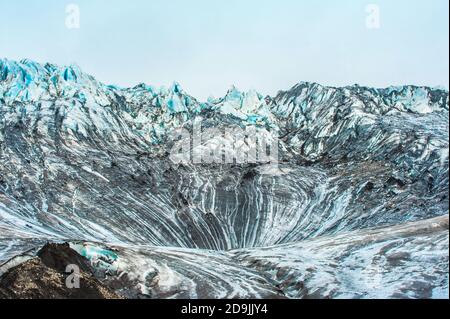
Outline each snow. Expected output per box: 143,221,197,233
81,166,110,182
0,58,448,299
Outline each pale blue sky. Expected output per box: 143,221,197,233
0,0,448,99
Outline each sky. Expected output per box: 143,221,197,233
0,0,448,100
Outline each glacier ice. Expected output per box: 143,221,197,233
0,59,448,299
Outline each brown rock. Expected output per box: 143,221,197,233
0,245,123,299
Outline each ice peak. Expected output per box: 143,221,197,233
170,81,183,94
61,64,83,82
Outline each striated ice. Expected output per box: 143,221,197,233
0,59,448,299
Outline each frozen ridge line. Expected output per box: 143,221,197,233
0,58,447,138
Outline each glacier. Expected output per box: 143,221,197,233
0,58,448,299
